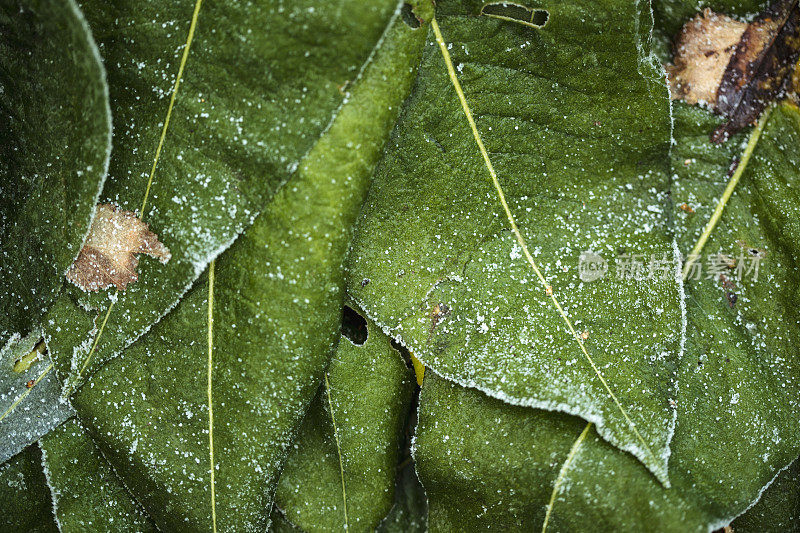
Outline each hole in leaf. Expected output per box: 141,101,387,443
481,2,549,28
401,3,421,28
342,305,368,345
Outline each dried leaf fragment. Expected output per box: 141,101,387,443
66,204,171,292
712,0,800,142
666,9,747,106
668,0,800,142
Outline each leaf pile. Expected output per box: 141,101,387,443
1,0,799,531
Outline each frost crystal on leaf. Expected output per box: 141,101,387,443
66,204,171,292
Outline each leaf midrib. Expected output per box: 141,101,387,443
429,15,661,474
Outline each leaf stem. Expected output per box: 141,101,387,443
682,107,771,277
542,422,592,533
207,260,217,533
430,16,659,475
68,0,205,396
325,372,348,531
0,363,54,425
140,0,204,219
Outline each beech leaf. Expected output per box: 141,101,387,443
712,0,800,142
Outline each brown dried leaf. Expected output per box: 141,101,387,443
66,204,171,292
668,0,800,143
712,0,800,142
666,9,746,106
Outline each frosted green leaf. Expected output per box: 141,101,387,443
68,9,427,531
0,331,73,464
414,375,705,531
0,445,58,532
376,461,429,533
39,418,157,532
44,0,403,393
0,0,110,348
731,458,800,532
348,0,679,481
411,101,800,531
276,309,415,532
269,509,303,533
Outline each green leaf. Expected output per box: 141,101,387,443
667,101,800,524
0,445,58,532
415,374,706,531
0,331,73,464
348,0,679,481
376,461,428,533
269,509,303,533
275,309,416,532
67,10,427,531
411,101,800,531
731,458,800,532
39,418,157,532
0,0,111,346
43,0,403,393
731,461,800,533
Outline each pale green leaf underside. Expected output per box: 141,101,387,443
349,0,679,480
0,332,73,465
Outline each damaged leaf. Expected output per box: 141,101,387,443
42,0,404,392
67,12,425,531
275,309,415,532
66,204,170,292
713,0,800,142
667,0,800,142
666,9,746,105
